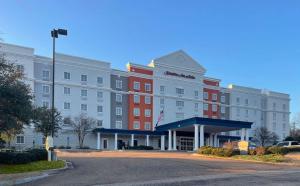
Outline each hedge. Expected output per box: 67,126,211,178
128,145,154,150
197,146,239,157
267,146,289,155
0,149,47,164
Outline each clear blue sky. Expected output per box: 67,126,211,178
0,0,299,120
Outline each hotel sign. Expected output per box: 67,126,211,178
164,71,195,79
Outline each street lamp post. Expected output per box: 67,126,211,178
48,29,67,161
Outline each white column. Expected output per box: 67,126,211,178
214,134,218,147
146,135,150,146
227,139,231,143
131,134,134,147
168,130,172,151
199,125,204,147
245,129,249,141
241,129,245,141
97,132,101,150
161,135,165,151
173,131,177,150
114,133,118,150
194,124,199,151
209,134,214,146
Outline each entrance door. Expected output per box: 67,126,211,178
179,137,194,151
103,139,108,149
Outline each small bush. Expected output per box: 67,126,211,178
255,146,267,155
128,145,154,150
58,146,66,149
198,146,213,155
78,146,90,149
267,146,289,155
248,149,256,155
287,147,300,153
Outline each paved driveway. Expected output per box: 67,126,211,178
21,151,300,186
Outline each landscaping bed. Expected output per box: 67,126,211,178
0,160,65,174
232,154,286,163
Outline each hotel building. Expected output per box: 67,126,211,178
0,42,290,151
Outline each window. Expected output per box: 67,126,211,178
116,80,122,89
145,122,151,130
212,94,217,101
176,100,184,107
212,104,217,112
160,85,165,93
160,98,164,105
245,99,249,106
116,121,122,129
221,95,225,103
133,108,140,116
64,87,70,95
133,121,140,129
204,103,208,111
116,107,122,116
273,102,276,110
176,113,184,119
176,88,184,95
283,123,286,131
97,77,103,84
64,102,70,109
16,65,24,73
195,103,199,110
145,109,151,117
81,74,87,82
42,101,49,108
16,136,24,144
282,104,286,110
221,106,225,114
145,96,151,104
273,113,276,120
63,117,71,125
134,95,140,103
194,91,199,97
64,72,70,80
203,92,208,99
245,110,249,117
42,70,50,80
97,91,103,99
42,85,50,94
236,97,240,104
145,83,151,92
81,104,87,111
97,105,103,113
133,81,140,90
283,114,286,121
116,94,122,102
237,108,240,117
97,120,103,127
272,122,276,131
81,89,87,97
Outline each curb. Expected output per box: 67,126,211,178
0,160,70,186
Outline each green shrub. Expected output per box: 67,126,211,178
255,146,267,155
287,147,300,153
197,146,213,155
267,146,289,155
128,145,154,150
248,149,256,155
0,149,47,164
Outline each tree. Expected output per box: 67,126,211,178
253,127,279,146
70,114,96,148
32,107,62,138
0,54,33,143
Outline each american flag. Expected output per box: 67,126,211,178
155,110,164,127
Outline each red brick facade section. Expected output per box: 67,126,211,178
203,79,220,119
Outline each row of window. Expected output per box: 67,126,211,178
63,102,103,112
133,81,152,91
64,72,104,84
133,108,152,117
132,121,152,130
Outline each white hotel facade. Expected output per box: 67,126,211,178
0,42,290,150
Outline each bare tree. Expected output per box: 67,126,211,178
70,114,96,148
253,127,279,146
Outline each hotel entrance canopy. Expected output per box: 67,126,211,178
155,117,252,133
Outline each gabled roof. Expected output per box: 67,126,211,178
150,50,206,74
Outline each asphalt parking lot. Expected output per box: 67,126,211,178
20,151,300,186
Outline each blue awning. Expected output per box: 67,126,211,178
155,117,252,132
